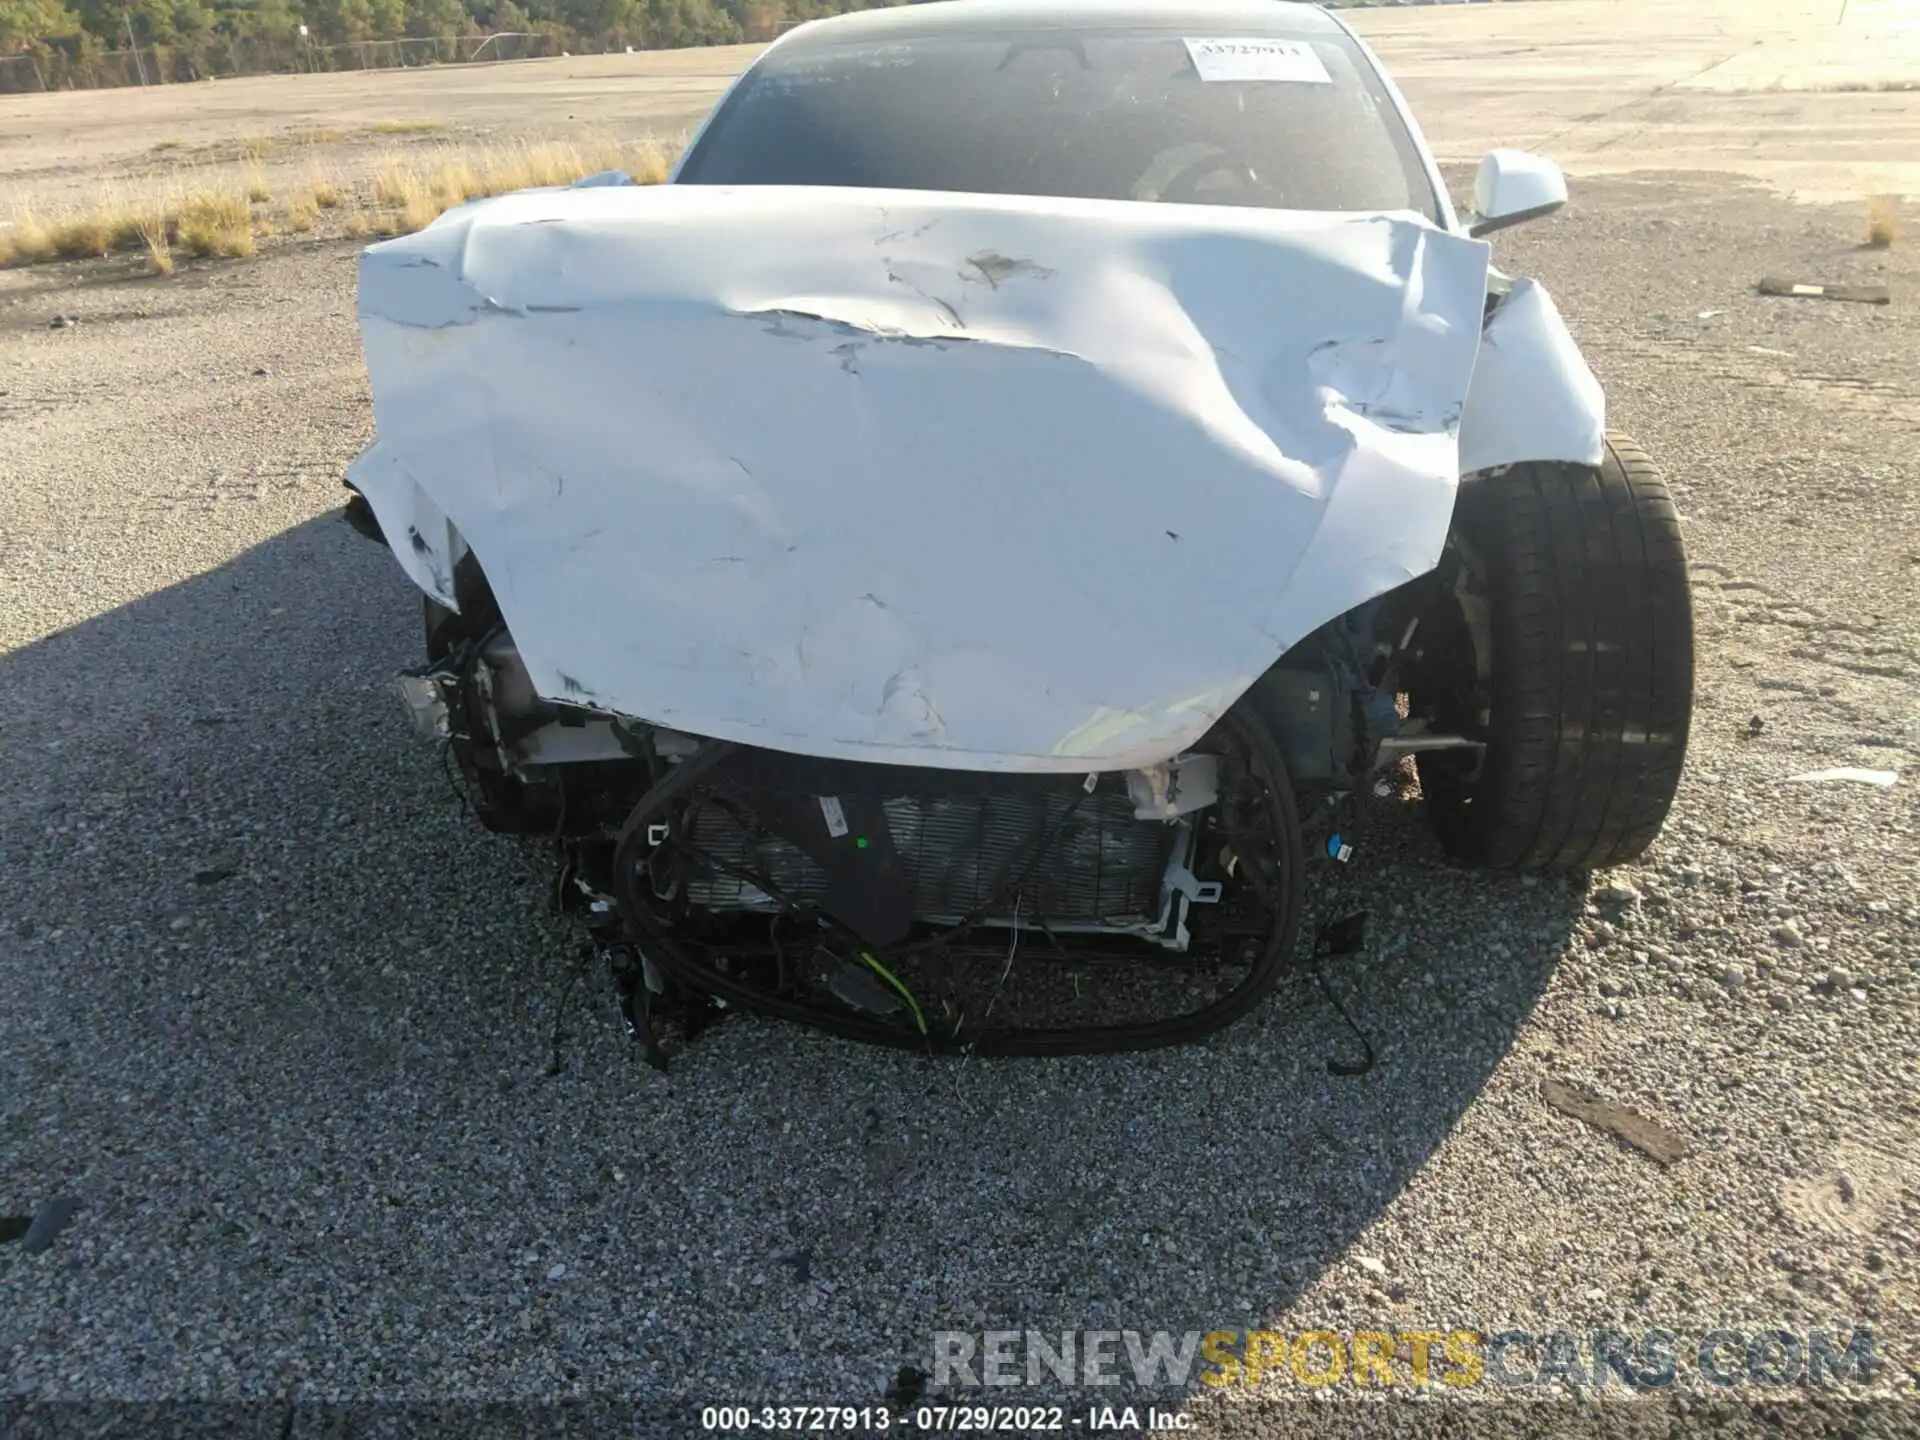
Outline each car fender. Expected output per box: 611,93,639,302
1457,277,1606,475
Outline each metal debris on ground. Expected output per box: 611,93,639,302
1540,1078,1692,1166
19,1195,79,1253
1789,767,1899,788
192,852,242,884
1756,277,1891,305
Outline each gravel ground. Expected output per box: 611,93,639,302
2,168,1917,1437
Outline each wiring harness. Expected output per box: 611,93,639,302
599,701,1305,1057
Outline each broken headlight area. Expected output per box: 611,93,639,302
413,632,1321,1057
405,599,1473,1059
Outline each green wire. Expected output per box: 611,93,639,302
859,950,929,1037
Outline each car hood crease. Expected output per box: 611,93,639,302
349,182,1494,772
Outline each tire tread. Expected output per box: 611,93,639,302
1424,433,1694,871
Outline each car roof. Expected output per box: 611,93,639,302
773,0,1344,49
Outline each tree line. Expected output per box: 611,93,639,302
0,0,1398,89
0,0,898,87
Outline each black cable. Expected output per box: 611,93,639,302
633,801,933,1032
1311,914,1377,1077
543,941,595,1078
609,739,736,924
1313,963,1375,1078
671,832,939,1040
681,935,1238,975
687,785,1088,969
547,788,572,914
612,739,736,855
670,804,858,941
680,787,1106,1042
438,737,474,822
434,632,497,825
892,787,1093,959
769,913,791,998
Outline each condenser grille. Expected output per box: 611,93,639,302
683,791,1169,925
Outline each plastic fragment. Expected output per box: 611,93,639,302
1789,767,1898,789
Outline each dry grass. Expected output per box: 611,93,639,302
0,183,257,269
372,160,417,210
52,214,117,259
362,136,676,237
176,191,255,258
136,211,174,275
370,119,449,135
1,131,680,272
627,139,674,187
0,208,114,264
1866,194,1899,249
0,214,52,266
12,185,148,260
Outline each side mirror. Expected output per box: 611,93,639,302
1466,149,1567,237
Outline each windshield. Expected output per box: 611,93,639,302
677,25,1439,220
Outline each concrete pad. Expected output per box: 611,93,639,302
1,0,1916,208
1350,0,1920,201
0,46,761,192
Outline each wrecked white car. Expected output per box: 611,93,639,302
343,0,1693,1057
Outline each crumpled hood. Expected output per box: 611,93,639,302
350,183,1495,772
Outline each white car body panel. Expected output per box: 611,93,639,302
1458,278,1607,474
350,183,1519,772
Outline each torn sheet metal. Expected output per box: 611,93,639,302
1128,754,1221,820
350,183,1496,772
1456,278,1605,475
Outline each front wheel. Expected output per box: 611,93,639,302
1410,433,1694,872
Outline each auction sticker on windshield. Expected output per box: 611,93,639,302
1182,37,1332,85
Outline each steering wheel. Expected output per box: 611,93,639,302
1133,141,1262,205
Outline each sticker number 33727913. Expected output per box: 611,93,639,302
1183,37,1332,85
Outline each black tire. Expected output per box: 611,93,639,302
1415,433,1694,872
